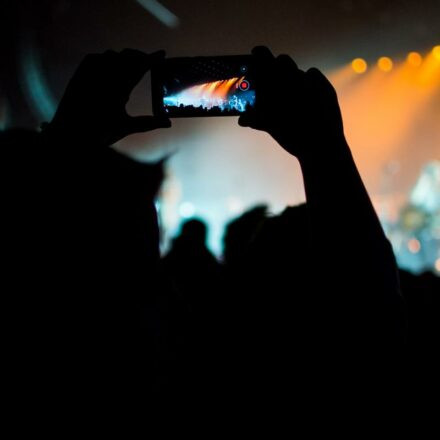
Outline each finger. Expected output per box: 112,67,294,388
238,104,254,126
276,54,299,71
150,50,166,64
252,46,277,90
306,67,338,98
119,49,166,97
307,67,329,82
103,49,118,57
120,49,165,73
251,46,275,60
123,115,171,136
238,113,252,128
238,108,258,129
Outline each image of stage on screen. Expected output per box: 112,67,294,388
163,77,256,116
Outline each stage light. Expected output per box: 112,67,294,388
378,57,393,72
136,0,180,28
20,44,57,121
407,238,421,254
433,45,440,60
351,58,367,74
407,52,422,67
226,196,243,215
179,202,195,218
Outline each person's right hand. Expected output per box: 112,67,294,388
239,47,346,160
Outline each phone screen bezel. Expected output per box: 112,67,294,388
151,55,255,118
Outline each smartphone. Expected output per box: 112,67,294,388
151,55,256,117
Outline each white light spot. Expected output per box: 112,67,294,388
179,202,195,218
407,238,421,254
136,0,180,28
226,196,243,215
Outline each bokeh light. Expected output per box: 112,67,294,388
378,57,393,72
407,51,423,67
433,45,440,60
407,238,421,254
351,58,367,74
179,202,195,218
226,196,244,215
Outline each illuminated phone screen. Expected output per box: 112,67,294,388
153,55,256,117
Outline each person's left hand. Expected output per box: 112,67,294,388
45,49,171,146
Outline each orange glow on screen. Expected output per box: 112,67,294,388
184,77,244,101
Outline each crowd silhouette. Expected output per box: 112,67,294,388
2,47,439,407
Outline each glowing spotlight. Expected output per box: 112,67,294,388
352,58,367,74
136,0,180,28
435,258,440,273
377,57,393,72
226,196,243,215
433,45,440,60
20,43,57,121
407,52,422,67
179,202,195,219
407,238,421,254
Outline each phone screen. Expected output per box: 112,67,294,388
152,55,256,117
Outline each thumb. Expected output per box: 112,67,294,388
238,108,258,130
123,115,171,135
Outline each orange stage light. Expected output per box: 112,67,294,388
351,58,367,74
433,45,440,60
408,238,421,254
407,52,422,67
378,57,393,72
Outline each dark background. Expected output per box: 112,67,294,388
2,0,439,127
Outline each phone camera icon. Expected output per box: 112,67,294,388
239,80,250,91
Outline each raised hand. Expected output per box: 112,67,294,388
239,46,345,161
45,49,171,146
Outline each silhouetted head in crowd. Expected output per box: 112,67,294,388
224,203,310,297
249,204,310,278
178,218,208,247
224,203,309,272
163,217,221,312
223,204,268,266
165,217,217,262
252,203,309,252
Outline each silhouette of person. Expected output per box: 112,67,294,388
162,218,223,387
164,219,221,304
2,45,410,406
223,204,268,268
2,50,174,404
230,46,407,393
